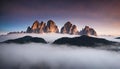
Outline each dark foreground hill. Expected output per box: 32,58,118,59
53,35,118,47
116,37,120,39
1,36,47,44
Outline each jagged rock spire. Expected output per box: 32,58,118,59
26,20,97,36
45,20,59,33
26,20,59,33
61,21,78,35
79,26,97,36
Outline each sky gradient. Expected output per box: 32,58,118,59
0,0,120,35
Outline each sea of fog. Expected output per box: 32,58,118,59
0,33,120,69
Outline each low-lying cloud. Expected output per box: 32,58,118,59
0,43,120,69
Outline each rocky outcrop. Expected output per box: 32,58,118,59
26,20,59,33
39,21,46,33
26,26,32,33
45,20,59,33
31,20,40,33
71,25,79,35
26,20,97,36
31,20,46,33
61,21,78,35
80,26,97,36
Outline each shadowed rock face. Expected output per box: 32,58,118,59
53,35,117,47
45,20,59,33
80,26,97,36
71,25,79,35
26,26,32,33
1,36,47,44
61,22,78,34
39,21,46,33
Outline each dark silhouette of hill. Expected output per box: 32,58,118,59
115,37,120,39
1,36,47,44
53,35,118,47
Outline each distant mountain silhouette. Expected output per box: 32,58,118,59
53,35,117,47
1,36,47,44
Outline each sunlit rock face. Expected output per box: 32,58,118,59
26,20,96,35
45,20,59,33
80,26,97,36
61,22,72,34
61,22,78,35
26,20,59,33
27,20,46,33
31,20,40,33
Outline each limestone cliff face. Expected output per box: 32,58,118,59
61,22,72,34
45,20,59,33
31,20,40,33
71,25,79,35
79,26,97,36
61,22,78,35
26,20,59,33
39,21,46,33
27,20,46,33
26,20,97,36
26,26,32,33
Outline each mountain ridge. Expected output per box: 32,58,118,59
8,20,97,36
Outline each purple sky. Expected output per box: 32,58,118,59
0,0,120,35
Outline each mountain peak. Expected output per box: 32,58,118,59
26,20,59,33
80,26,97,36
61,21,78,35
34,20,39,23
25,20,97,36
45,20,59,33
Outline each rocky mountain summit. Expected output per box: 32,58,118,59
60,21,79,35
26,20,97,36
80,26,97,36
26,20,59,33
45,20,59,33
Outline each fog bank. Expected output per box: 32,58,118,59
0,43,120,69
